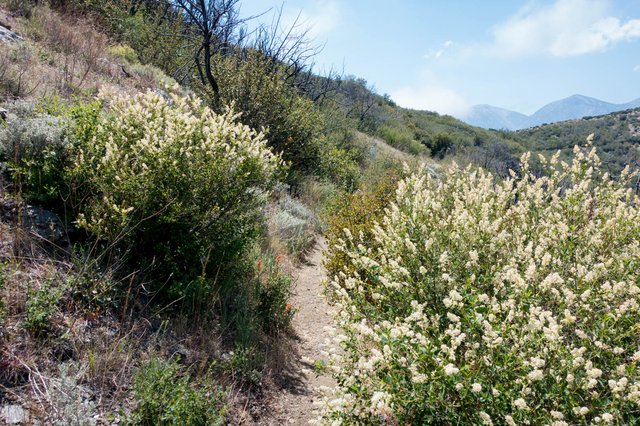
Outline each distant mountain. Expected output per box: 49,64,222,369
461,95,640,130
461,105,530,131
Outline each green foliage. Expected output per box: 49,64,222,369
220,250,294,345
220,346,264,388
211,51,328,184
252,253,294,334
296,178,340,218
428,131,453,158
65,89,282,291
378,123,425,155
128,358,226,426
25,278,62,337
107,44,139,64
516,109,640,176
315,139,361,191
324,167,403,280
0,100,69,206
323,143,640,425
116,5,189,77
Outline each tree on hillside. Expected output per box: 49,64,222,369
173,0,319,99
173,0,247,96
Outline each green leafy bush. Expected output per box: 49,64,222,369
378,123,425,155
0,100,68,205
213,51,326,183
252,253,294,334
128,358,226,426
219,249,294,347
316,139,361,191
322,140,640,425
324,167,402,281
25,278,62,336
66,88,282,288
107,44,139,64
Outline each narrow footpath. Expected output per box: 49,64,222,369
259,238,338,425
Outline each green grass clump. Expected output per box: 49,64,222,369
24,278,62,336
128,358,226,426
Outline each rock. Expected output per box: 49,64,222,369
24,204,66,244
0,198,67,245
0,108,7,121
2,404,28,424
0,25,23,44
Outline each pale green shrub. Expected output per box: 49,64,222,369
107,44,139,64
128,358,226,425
268,194,319,258
0,105,67,161
0,101,68,204
66,88,282,285
322,137,640,425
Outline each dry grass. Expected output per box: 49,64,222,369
0,5,298,423
0,215,296,423
0,4,171,104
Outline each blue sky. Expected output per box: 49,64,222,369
238,0,640,117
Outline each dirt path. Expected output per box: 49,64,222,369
258,238,337,425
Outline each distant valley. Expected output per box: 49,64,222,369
460,94,640,130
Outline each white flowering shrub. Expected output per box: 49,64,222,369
66,88,282,283
323,139,640,425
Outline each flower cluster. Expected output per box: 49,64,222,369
321,138,640,425
67,88,282,278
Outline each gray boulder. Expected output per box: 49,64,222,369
0,25,22,44
0,198,66,244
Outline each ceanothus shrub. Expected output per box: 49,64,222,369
67,88,283,284
322,137,640,425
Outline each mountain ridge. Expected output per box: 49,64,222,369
460,94,640,130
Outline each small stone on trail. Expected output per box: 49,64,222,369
2,404,28,424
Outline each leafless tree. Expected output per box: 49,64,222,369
172,1,323,98
250,8,321,82
173,0,250,96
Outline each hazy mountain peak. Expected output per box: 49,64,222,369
460,94,640,130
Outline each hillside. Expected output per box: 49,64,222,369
515,107,640,174
2,1,640,425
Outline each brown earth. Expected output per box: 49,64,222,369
256,238,337,425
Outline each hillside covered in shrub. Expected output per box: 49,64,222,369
1,0,640,424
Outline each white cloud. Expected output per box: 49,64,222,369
282,1,342,40
489,0,640,57
424,40,454,60
391,81,470,117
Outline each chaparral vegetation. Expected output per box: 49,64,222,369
322,138,640,425
1,0,640,424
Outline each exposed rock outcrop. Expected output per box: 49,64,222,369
0,24,22,44
0,197,67,245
